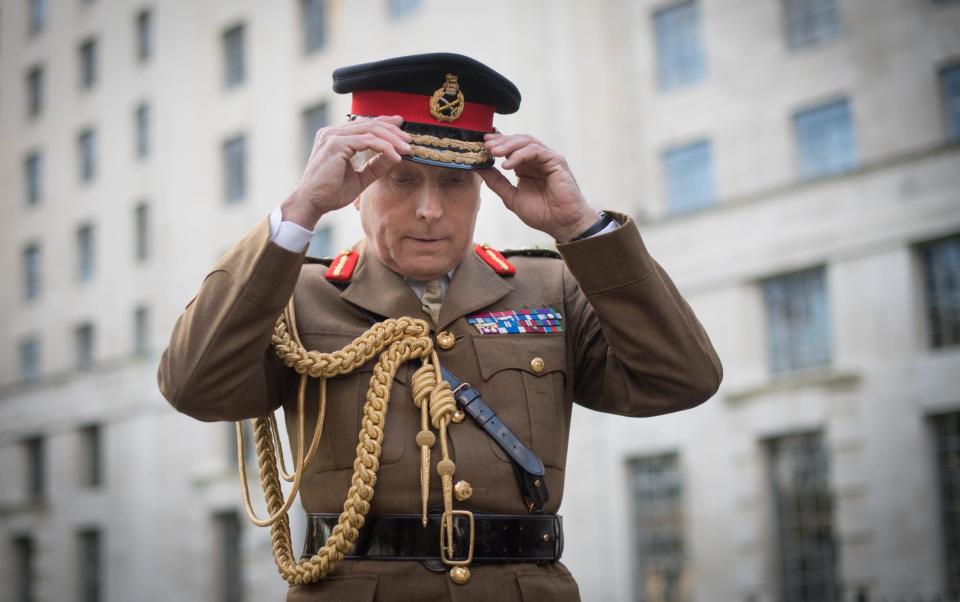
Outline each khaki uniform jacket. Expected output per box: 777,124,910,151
158,211,722,602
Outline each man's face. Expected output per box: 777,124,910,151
356,160,481,281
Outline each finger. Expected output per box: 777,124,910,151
334,120,412,151
502,144,554,171
485,134,545,158
477,168,518,210
335,133,404,163
355,151,402,189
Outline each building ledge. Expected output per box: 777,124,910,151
724,369,862,404
637,139,960,226
0,497,50,519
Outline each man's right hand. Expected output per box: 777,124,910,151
280,115,411,230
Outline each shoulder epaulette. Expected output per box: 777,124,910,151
501,248,562,259
324,249,360,282
474,244,516,276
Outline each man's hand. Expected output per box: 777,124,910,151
478,133,598,242
281,116,411,230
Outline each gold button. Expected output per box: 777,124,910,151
530,357,545,373
454,480,473,501
451,409,465,424
449,566,471,584
436,331,456,350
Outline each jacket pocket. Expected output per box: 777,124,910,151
296,333,410,472
516,563,581,601
471,335,568,469
286,574,378,601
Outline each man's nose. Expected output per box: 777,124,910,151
415,182,443,223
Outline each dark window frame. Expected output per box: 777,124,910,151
765,431,840,602
222,24,246,88
78,37,98,90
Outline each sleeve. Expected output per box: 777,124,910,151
157,217,306,422
557,211,723,417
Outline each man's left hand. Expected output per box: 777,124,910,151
478,133,599,242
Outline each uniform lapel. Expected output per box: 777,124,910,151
437,248,513,330
340,243,425,320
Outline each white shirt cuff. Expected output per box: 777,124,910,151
589,219,619,239
268,206,314,253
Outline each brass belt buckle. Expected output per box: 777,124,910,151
440,510,474,585
439,510,474,565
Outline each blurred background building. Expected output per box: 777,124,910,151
1,0,958,600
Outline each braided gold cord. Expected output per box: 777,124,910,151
237,300,441,585
409,133,486,152
408,144,492,165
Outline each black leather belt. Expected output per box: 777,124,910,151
440,366,549,513
302,513,563,562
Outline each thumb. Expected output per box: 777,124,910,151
477,167,518,210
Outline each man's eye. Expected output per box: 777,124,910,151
393,176,417,185
441,177,466,186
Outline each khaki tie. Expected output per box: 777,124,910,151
420,278,443,324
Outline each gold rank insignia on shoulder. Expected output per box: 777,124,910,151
429,74,465,122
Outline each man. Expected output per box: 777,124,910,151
159,53,722,601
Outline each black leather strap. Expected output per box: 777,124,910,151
440,365,549,513
302,513,563,562
354,308,550,513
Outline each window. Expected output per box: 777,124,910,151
301,101,328,162
919,234,960,348
78,128,96,182
793,99,857,179
653,1,705,90
301,0,327,54
762,267,831,375
931,411,960,596
77,223,95,282
28,0,45,34
782,0,840,49
25,151,42,205
223,135,247,203
23,436,45,499
663,139,715,213
134,202,150,261
134,305,149,355
942,64,960,141
307,225,333,258
26,64,43,117
23,242,41,300
135,102,150,159
766,432,839,602
388,0,421,19
227,422,256,467
79,37,98,89
222,24,245,88
213,511,243,602
77,528,103,602
76,322,95,370
628,453,686,602
135,9,152,63
80,424,103,487
12,536,36,602
20,337,41,384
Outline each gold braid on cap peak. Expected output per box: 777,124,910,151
408,133,491,165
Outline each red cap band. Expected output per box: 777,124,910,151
351,90,496,132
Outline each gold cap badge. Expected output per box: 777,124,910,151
429,74,465,122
